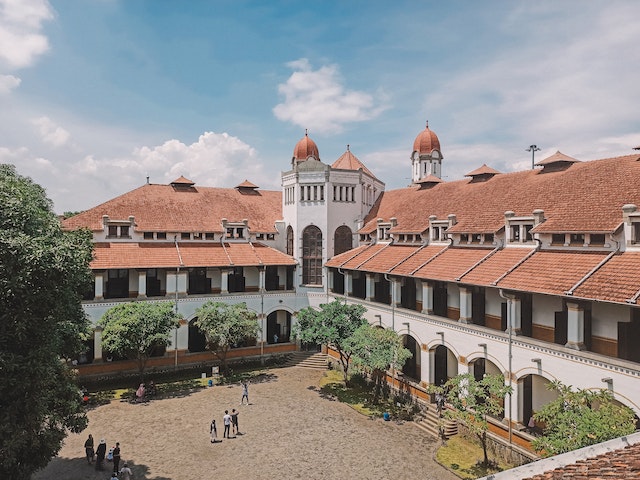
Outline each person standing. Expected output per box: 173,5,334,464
231,408,239,436
223,410,231,438
210,418,218,443
119,462,133,480
84,434,94,464
95,439,107,470
135,383,145,403
240,381,249,405
112,442,121,473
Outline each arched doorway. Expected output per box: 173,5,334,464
519,373,557,426
401,334,420,381
302,225,323,285
432,344,457,387
267,310,291,344
334,225,353,255
188,318,207,353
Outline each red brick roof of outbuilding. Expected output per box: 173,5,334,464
90,242,297,270
496,250,610,296
62,183,283,233
360,154,640,235
572,251,640,305
331,147,377,180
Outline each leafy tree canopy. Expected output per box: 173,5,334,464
194,301,260,373
0,164,94,480
532,381,636,456
432,373,512,467
293,300,368,383
98,301,180,379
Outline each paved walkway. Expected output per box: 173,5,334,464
34,366,458,480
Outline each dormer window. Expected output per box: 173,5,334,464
103,215,134,239
505,212,534,244
221,218,249,241
429,218,450,242
181,232,190,240
634,224,640,245
589,234,605,246
570,233,585,246
485,233,494,244
108,225,118,237
552,233,565,245
461,233,469,243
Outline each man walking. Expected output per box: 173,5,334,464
112,442,121,473
231,408,240,436
223,410,231,438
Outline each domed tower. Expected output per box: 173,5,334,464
291,129,320,166
411,121,443,182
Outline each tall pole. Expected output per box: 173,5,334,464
526,145,541,170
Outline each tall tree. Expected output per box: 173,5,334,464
346,324,412,403
293,300,368,384
0,165,94,480
98,301,180,380
194,301,260,374
532,380,636,457
433,373,512,467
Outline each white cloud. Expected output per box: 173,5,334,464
273,58,388,134
31,116,71,147
0,74,20,94
0,0,54,69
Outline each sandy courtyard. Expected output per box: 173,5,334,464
34,366,458,480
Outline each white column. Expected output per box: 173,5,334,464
344,272,353,297
566,302,586,350
421,280,433,314
259,267,266,293
93,328,103,361
459,286,473,323
365,273,375,301
94,271,105,300
509,297,522,334
391,278,402,307
221,269,229,294
137,270,147,298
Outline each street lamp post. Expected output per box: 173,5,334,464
526,145,541,170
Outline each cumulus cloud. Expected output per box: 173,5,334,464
0,74,20,94
0,0,54,69
273,58,388,134
31,116,71,147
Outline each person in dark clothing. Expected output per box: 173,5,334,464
84,434,94,464
95,439,107,470
112,442,121,473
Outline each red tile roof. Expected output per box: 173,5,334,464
331,147,377,179
62,183,282,233
496,250,610,296
90,242,296,269
465,164,501,177
459,247,535,285
389,245,449,276
361,154,640,235
356,245,422,274
535,150,579,166
572,251,640,305
413,247,495,282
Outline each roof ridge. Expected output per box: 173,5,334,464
491,246,539,286
248,241,263,266
565,249,619,296
355,243,391,269
388,244,428,273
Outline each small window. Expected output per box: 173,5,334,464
236,228,244,239
511,225,520,242
256,233,265,240
266,233,275,240
471,234,481,243
552,233,565,245
460,234,469,243
120,226,129,237
399,234,405,242
193,232,203,240
157,232,167,240
570,233,585,245
205,232,215,240
108,225,118,237
226,228,234,238
143,232,154,240
181,232,190,240
590,234,605,245
633,223,640,245
485,233,494,244
524,225,533,242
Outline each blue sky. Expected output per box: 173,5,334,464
1,0,639,213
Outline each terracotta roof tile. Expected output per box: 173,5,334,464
356,245,422,273
459,247,536,285
414,247,494,282
465,164,501,177
329,244,389,270
496,250,609,296
90,242,296,270
572,251,640,304
388,245,448,276
535,150,579,166
325,244,373,268
63,183,282,233
331,147,377,179
361,154,640,235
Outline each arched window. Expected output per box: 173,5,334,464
334,225,353,255
286,226,294,256
302,225,323,285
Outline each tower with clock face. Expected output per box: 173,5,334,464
411,121,443,183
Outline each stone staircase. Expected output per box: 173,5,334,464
413,404,458,439
283,351,329,370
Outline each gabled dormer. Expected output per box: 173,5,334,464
623,204,640,250
505,211,536,245
376,217,397,243
222,218,249,242
535,151,580,173
103,215,135,240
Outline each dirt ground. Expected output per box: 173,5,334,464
33,366,459,480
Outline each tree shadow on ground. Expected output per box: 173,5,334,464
307,385,338,401
33,456,172,480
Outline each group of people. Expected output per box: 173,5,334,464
209,381,250,444
83,434,132,479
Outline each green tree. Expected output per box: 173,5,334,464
432,373,512,467
293,300,368,384
0,164,94,480
532,381,636,457
346,324,412,403
194,301,260,374
98,301,180,379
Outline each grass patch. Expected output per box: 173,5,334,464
436,435,515,479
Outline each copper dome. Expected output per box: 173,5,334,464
412,121,441,155
292,131,319,162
